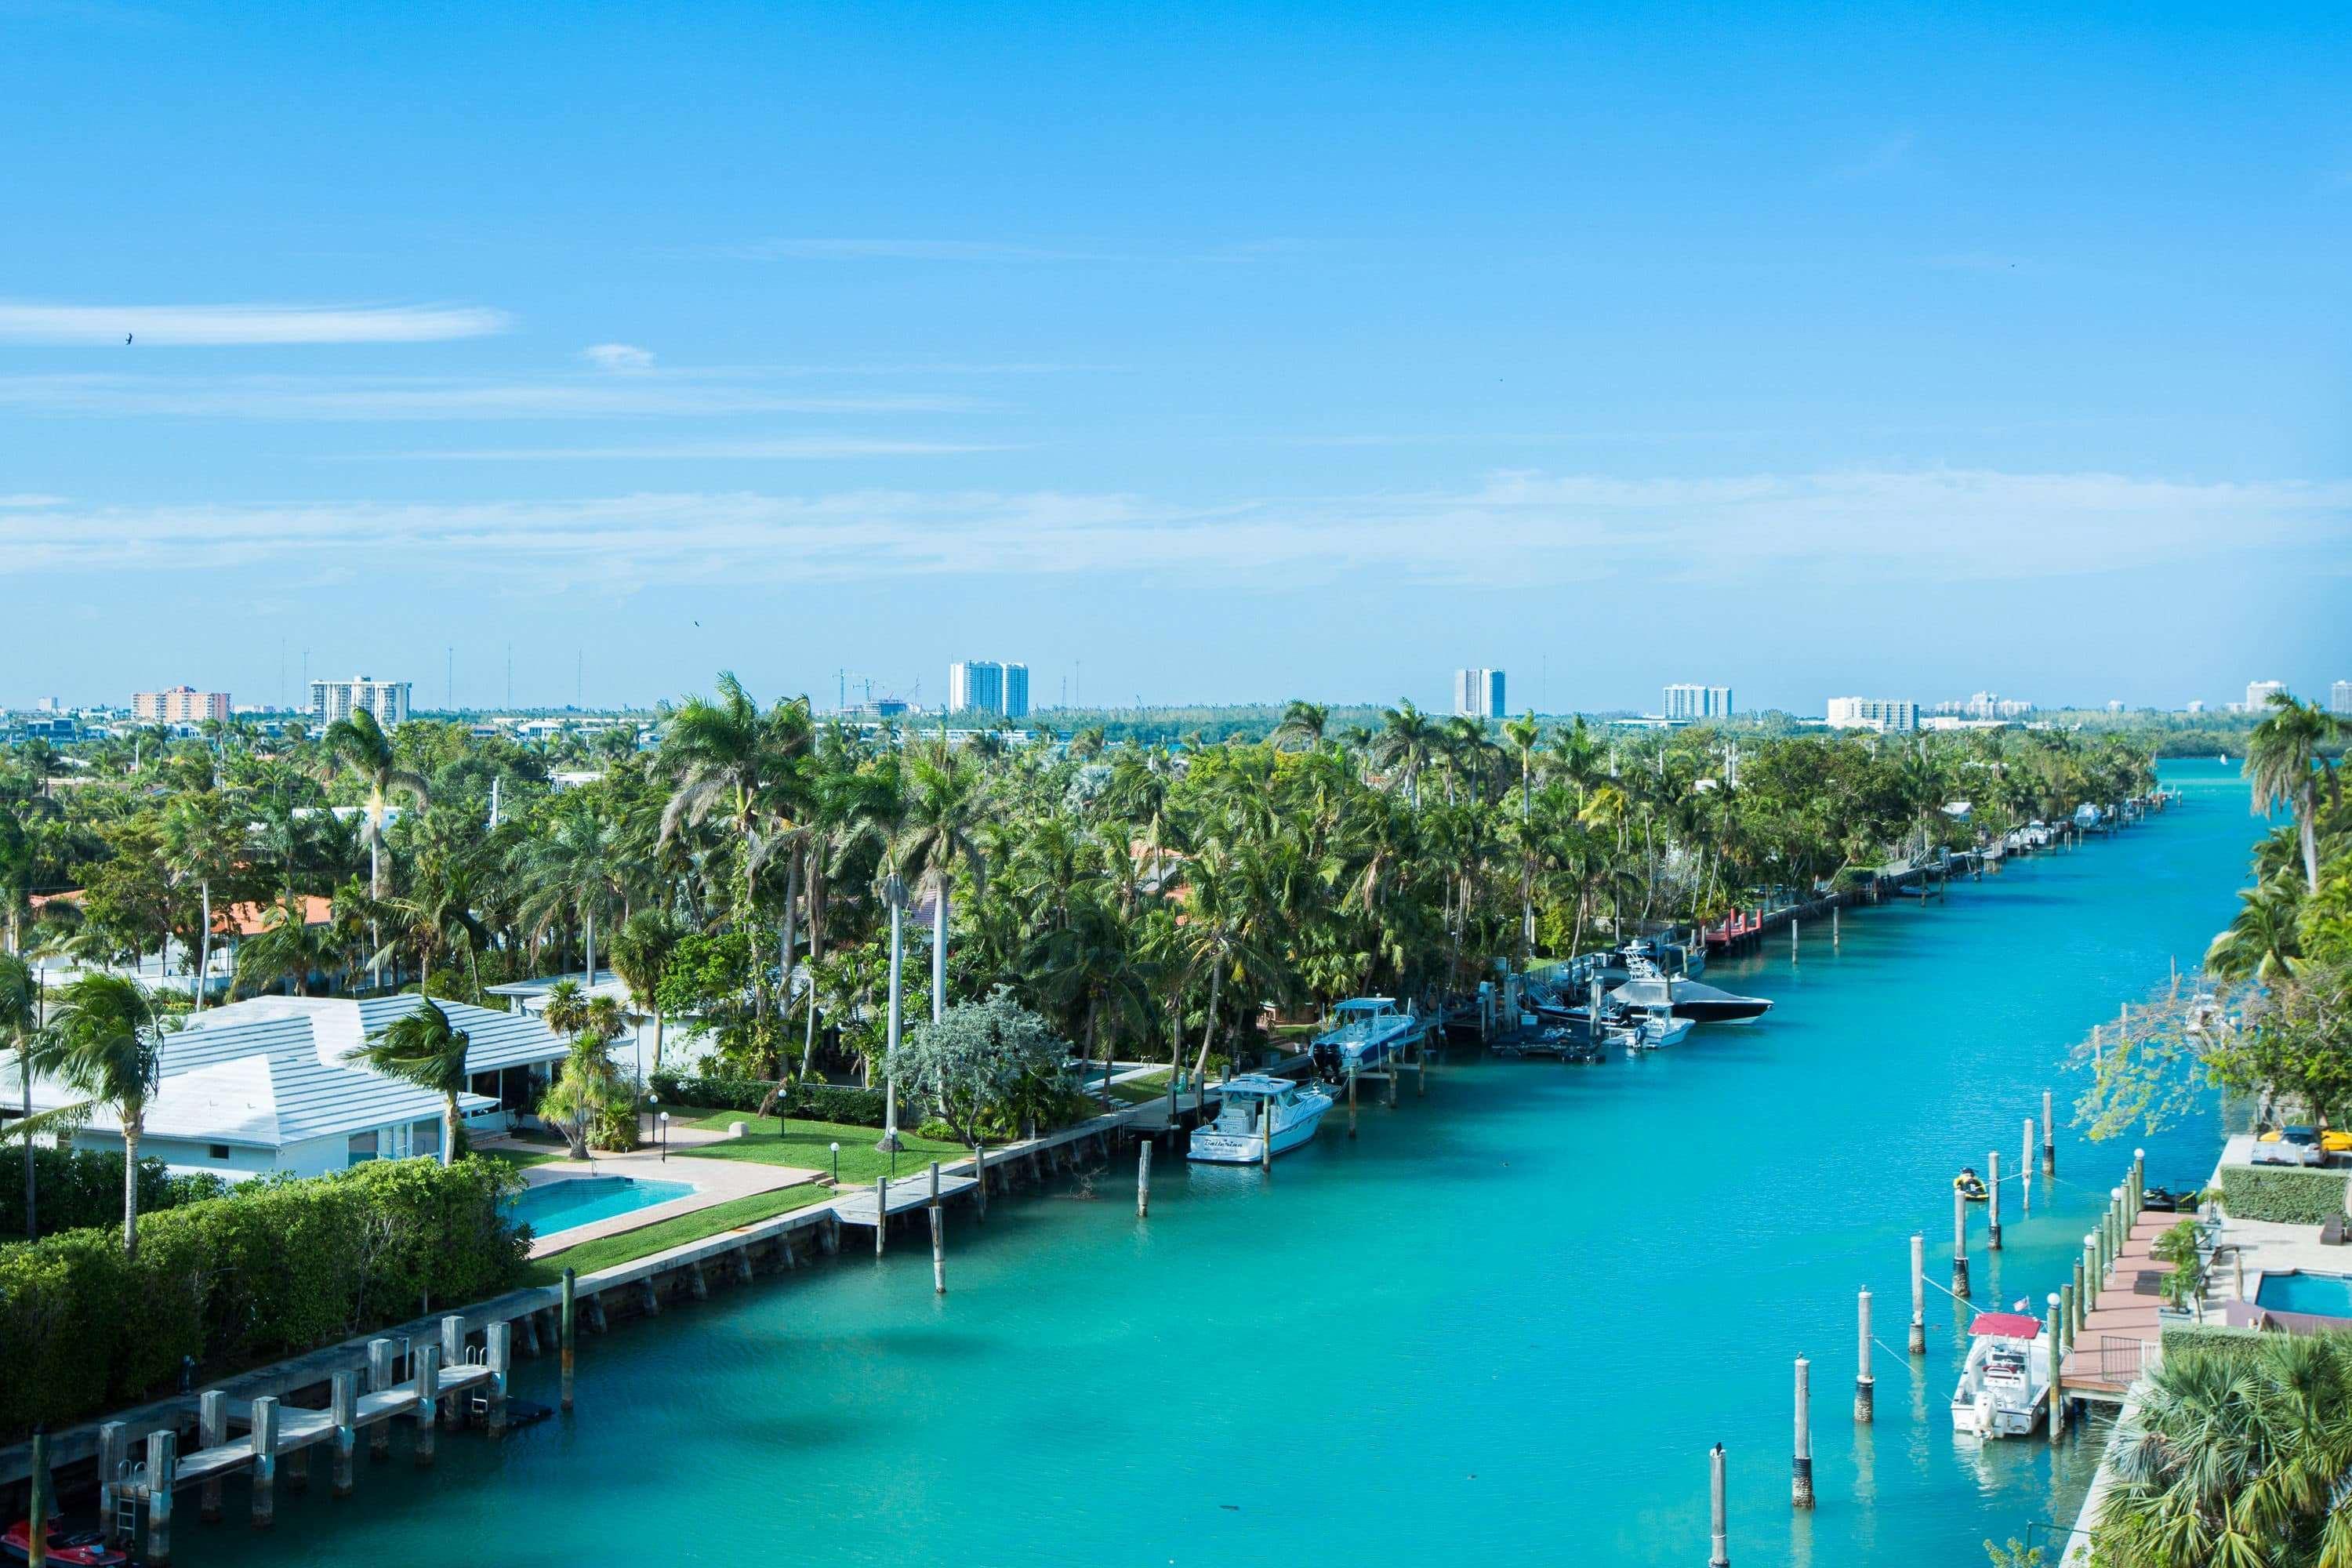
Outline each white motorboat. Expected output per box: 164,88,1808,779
1950,1312,2051,1438
1609,1010,1693,1051
1188,1074,1334,1164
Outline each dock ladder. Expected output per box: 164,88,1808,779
111,1457,143,1543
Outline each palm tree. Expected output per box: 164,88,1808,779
161,789,242,1010
1,953,36,1240
2204,871,2305,984
1374,701,1440,809
539,993,630,1160
608,909,682,1076
25,975,169,1258
230,896,339,997
890,748,987,1025
350,1000,472,1167
517,800,633,985
2248,691,2346,894
321,708,429,899
1271,700,1329,753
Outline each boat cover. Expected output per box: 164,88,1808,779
1968,1312,2042,1338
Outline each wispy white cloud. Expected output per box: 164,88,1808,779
579,343,655,373
0,374,982,420
356,437,1018,462
0,492,66,507
0,301,510,346
689,238,1123,263
1827,132,1914,182
3,468,2340,589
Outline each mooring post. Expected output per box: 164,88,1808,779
1855,1289,1875,1424
486,1322,512,1436
198,1388,227,1521
972,1143,988,1219
1387,1056,1399,1109
368,1338,396,1457
1952,1185,1971,1298
1908,1234,1926,1354
331,1370,357,1497
412,1345,440,1467
1708,1443,1730,1567
26,1425,47,1568
1259,1098,1273,1171
2060,1280,2077,1354
96,1421,127,1550
1832,904,1840,946
1791,918,1798,959
1137,1140,1152,1218
2042,1090,2055,1174
1987,1150,2002,1250
250,1396,280,1527
144,1428,176,1566
2132,1148,2145,1214
2022,1117,2035,1214
875,1175,890,1255
1347,1065,1358,1138
929,1161,946,1294
440,1316,466,1425
2047,1294,2067,1443
1791,1356,1813,1510
560,1268,577,1414
2080,1236,2098,1323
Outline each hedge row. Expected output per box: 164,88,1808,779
0,1156,526,1443
1,1146,230,1237
2161,1322,2267,1358
650,1072,890,1128
2219,1165,2351,1225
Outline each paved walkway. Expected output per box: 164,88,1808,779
481,1136,818,1258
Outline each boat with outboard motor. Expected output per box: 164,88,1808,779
1605,953,1773,1024
1950,1312,2051,1438
1308,997,1425,1081
1188,1074,1334,1163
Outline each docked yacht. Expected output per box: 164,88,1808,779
1188,1074,1334,1164
1308,997,1425,1081
1607,954,1773,1024
1950,1312,2051,1438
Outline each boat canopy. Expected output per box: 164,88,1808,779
1219,1073,1294,1098
1968,1312,2042,1339
1332,997,1399,1016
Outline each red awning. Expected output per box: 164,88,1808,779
1969,1312,2042,1338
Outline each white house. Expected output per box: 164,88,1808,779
5,994,571,1181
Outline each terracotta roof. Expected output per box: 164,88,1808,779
212,895,334,938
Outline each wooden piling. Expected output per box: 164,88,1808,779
1387,1057,1399,1108
331,1370,357,1496
1259,1098,1272,1171
198,1388,227,1521
1137,1141,1152,1218
972,1143,988,1219
143,1428,175,1566
1855,1288,1875,1424
486,1322,512,1436
876,1176,890,1254
2061,1280,2077,1350
560,1267,577,1414
930,1161,946,1293
250,1396,280,1527
2022,1118,2034,1214
96,1422,126,1551
440,1316,466,1423
1832,905,1840,946
368,1338,397,1457
1988,1150,2002,1250
2042,1090,2055,1174
1908,1234,1926,1355
25,1426,46,1568
1347,1066,1358,1138
1791,1356,1814,1510
2046,1296,2067,1442
1708,1443,1730,1568
412,1345,440,1467
1952,1185,1971,1298
2132,1148,2145,1212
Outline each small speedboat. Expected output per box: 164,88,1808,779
4,1519,129,1566
1189,1074,1334,1164
1951,1312,2050,1438
1308,998,1424,1082
1609,1011,1693,1051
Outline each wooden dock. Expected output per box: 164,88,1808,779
2059,1210,2174,1403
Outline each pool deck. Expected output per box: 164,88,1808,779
495,1142,820,1259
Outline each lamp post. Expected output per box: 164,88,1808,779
829,1142,840,1185
878,873,906,1153
646,1091,659,1149
658,1112,670,1163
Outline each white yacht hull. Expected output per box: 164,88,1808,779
1188,1098,1332,1163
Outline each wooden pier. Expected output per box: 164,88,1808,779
2059,1209,2173,1403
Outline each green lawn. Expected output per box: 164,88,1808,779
521,1183,831,1285
477,1146,563,1171
677,1113,967,1186
1105,1069,1173,1105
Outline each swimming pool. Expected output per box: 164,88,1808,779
2254,1271,2352,1318
505,1176,696,1238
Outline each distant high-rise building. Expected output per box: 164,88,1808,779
1664,684,1732,722
310,675,410,730
2245,679,2288,713
1825,696,1918,733
2185,700,2206,714
132,685,231,724
1453,668,1505,719
2332,681,2352,716
948,660,1029,718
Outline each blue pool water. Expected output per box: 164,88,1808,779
504,1176,695,1237
2255,1271,2352,1318
177,761,2261,1568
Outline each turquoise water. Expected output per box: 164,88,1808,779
2254,1271,2352,1317
505,1176,696,1238
176,761,2257,1568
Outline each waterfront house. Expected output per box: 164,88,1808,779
4,994,571,1180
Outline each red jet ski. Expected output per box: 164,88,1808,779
4,1519,130,1566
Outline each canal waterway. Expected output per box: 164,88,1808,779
175,760,2258,1567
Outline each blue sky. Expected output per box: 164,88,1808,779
2,1,2346,714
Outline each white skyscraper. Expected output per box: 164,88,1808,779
1825,696,1918,732
310,675,410,729
1453,668,1505,719
949,660,1029,718
1664,684,1732,722
2245,679,2288,713
2332,681,2351,717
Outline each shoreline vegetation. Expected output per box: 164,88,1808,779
0,677,2215,1455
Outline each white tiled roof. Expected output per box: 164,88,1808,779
12,994,562,1150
